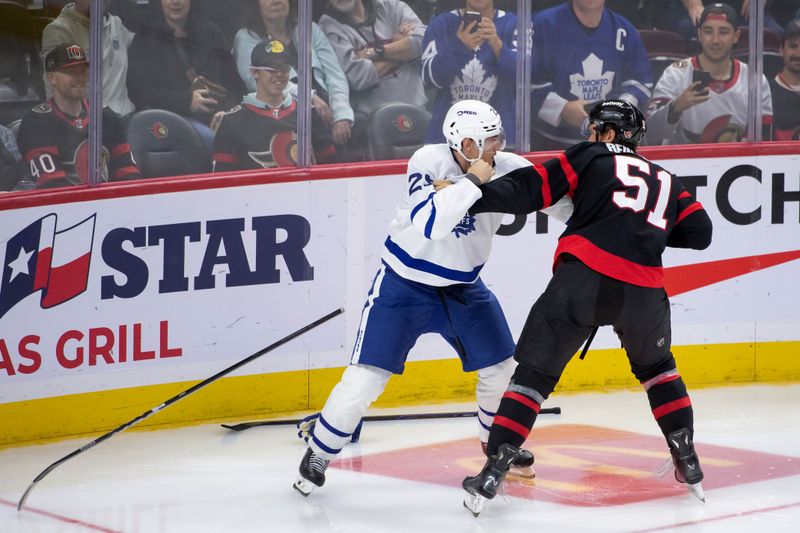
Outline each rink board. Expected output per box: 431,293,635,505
0,144,798,444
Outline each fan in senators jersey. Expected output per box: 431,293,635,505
16,44,140,189
212,40,338,171
454,99,713,515
646,3,773,144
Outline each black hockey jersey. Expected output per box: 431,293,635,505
16,99,140,188
212,99,338,172
470,142,713,288
769,74,800,141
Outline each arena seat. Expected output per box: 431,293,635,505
638,29,690,82
362,102,431,161
733,27,784,79
125,109,211,178
6,118,21,139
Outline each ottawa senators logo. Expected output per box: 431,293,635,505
699,115,745,144
70,140,110,184
392,114,413,133
149,122,168,140
247,131,298,168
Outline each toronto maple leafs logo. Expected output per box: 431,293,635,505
452,214,477,238
450,57,497,103
569,53,615,102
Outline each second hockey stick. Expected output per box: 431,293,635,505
221,406,562,432
17,308,344,512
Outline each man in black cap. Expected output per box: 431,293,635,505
16,44,140,188
213,40,339,171
647,3,773,144
770,18,800,140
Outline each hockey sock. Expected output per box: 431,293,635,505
486,364,557,456
486,386,544,456
642,369,694,439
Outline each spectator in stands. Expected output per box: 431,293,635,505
16,44,140,188
41,0,135,116
213,40,339,171
657,1,783,43
0,124,30,191
529,0,653,150
647,3,773,144
233,0,354,147
770,18,800,140
127,0,243,149
421,1,518,146
318,0,427,120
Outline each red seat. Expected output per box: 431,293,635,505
638,29,690,82
733,27,783,78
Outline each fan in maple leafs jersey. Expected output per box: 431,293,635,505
421,4,519,145
529,1,653,150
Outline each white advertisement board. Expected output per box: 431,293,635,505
1,151,798,405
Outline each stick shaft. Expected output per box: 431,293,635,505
17,308,343,511
221,407,562,431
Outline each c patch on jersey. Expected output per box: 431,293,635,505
32,103,52,114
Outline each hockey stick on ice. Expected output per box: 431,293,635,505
16,308,344,512
221,406,563,432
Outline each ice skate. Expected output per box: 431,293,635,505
293,447,330,497
667,428,705,502
463,443,522,516
482,441,535,478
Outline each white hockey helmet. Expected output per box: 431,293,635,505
442,100,506,162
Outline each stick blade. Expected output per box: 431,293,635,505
17,480,36,511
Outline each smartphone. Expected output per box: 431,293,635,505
462,11,481,33
692,69,712,90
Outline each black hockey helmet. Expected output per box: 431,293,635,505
588,99,646,149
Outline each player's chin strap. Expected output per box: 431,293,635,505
456,145,484,164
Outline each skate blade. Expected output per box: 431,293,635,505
463,492,487,516
653,457,673,479
688,482,705,502
293,476,317,497
510,465,536,479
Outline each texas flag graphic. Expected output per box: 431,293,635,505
0,214,96,319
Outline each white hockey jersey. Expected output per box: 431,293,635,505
381,144,572,286
647,57,772,144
